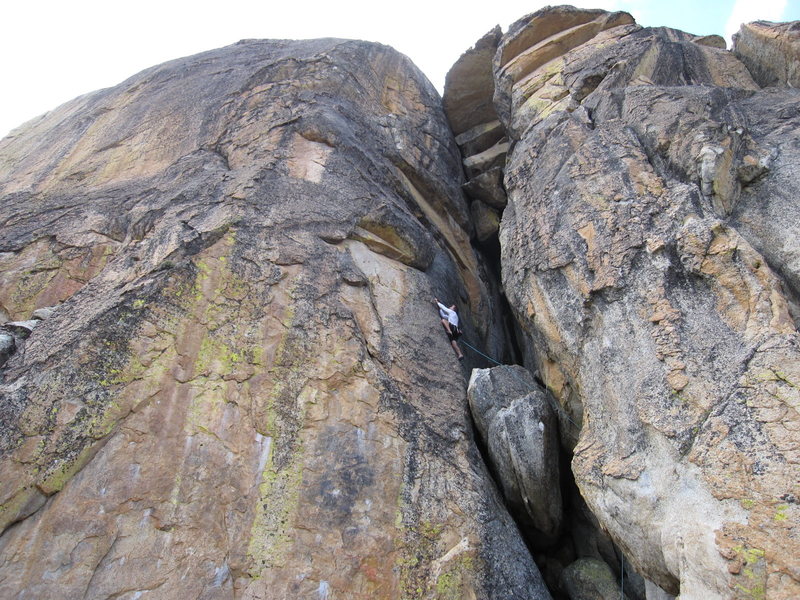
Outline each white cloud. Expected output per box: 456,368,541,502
724,0,788,44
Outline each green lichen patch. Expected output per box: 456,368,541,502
731,545,767,600
755,369,799,388
435,553,476,600
395,515,477,600
520,95,558,122
774,504,789,522
194,334,248,380
245,438,305,573
1,239,117,320
0,487,45,532
37,441,105,495
7,257,194,506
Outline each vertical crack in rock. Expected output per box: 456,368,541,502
0,38,552,599
443,5,800,600
2,7,799,600
444,11,650,600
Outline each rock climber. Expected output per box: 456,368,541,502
435,297,465,360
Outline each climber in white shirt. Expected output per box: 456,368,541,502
435,297,465,360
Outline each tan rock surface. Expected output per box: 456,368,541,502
463,141,509,179
0,39,551,599
443,26,502,136
490,7,800,599
455,120,505,157
734,20,800,88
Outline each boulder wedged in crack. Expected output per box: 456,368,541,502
487,6,800,598
467,366,562,547
0,38,552,599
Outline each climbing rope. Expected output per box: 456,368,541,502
460,340,504,366
620,552,625,600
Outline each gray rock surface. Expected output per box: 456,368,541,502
645,580,677,600
0,38,550,599
463,166,507,209
31,306,57,320
0,332,14,368
490,6,800,598
471,200,501,243
3,320,39,336
468,366,562,546
560,558,629,600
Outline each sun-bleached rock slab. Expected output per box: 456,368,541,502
734,20,800,88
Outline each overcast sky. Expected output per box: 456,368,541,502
1,0,797,138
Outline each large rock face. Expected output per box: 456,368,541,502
0,39,551,599
4,8,800,600
486,7,800,599
733,20,800,88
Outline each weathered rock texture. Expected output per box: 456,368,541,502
559,557,629,600
734,20,800,88
444,28,508,247
476,6,800,599
0,39,551,599
467,366,562,546
5,7,800,600
464,365,644,598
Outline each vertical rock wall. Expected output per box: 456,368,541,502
443,27,508,246
3,9,799,600
444,6,800,600
0,40,550,599
482,7,800,599
733,20,800,88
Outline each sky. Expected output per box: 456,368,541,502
1,0,798,139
